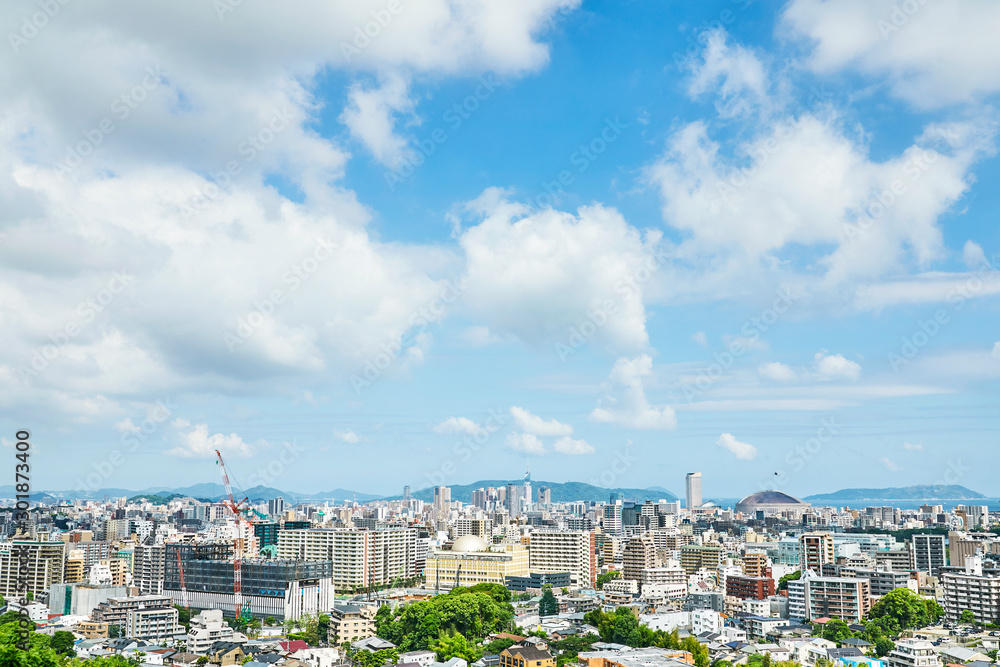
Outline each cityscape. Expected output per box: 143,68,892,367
3,2,1000,667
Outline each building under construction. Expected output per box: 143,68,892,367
163,542,333,620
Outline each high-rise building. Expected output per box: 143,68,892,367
268,497,285,516
403,486,411,500
940,557,1000,624
912,534,947,575
528,531,597,588
799,532,835,573
506,483,525,517
622,535,655,584
276,528,416,592
134,544,165,595
680,544,722,575
0,540,66,598
537,486,552,507
788,573,871,622
603,501,623,537
686,472,702,510
743,551,769,578
434,486,452,521
471,488,487,509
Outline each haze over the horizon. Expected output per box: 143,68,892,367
2,0,1000,498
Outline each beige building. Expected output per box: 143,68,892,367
328,603,376,644
277,527,416,592
623,536,655,584
65,551,86,583
528,531,597,588
799,533,835,574
680,544,722,575
424,536,529,591
0,540,66,598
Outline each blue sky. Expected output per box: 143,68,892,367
2,0,999,500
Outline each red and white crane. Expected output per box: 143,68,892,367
176,550,190,609
215,449,254,620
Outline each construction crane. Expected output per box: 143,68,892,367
176,550,190,609
215,449,255,622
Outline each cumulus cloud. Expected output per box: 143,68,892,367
509,406,573,436
0,0,581,422
686,29,770,118
814,352,861,380
166,423,255,458
692,331,708,347
647,29,992,307
458,192,665,353
433,417,484,436
901,442,923,452
505,432,545,455
758,361,797,382
591,354,677,430
340,73,416,168
716,432,757,460
783,0,1000,108
333,429,361,443
553,436,595,455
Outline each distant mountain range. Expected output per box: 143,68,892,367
2,479,675,505
1,483,382,505
804,485,988,502
7,481,987,507
390,480,677,504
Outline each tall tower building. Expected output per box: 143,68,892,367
434,486,451,521
685,472,702,510
799,532,835,573
403,485,411,500
523,464,532,508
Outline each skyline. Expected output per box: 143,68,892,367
2,0,1000,496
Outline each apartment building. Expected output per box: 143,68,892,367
743,552,769,578
799,533,835,574
134,544,165,595
125,605,185,642
680,544,722,575
623,536,656,584
328,603,377,644
940,557,1000,624
0,540,66,598
277,527,416,591
912,534,947,576
726,575,776,600
528,530,597,588
874,548,912,572
788,573,871,622
852,568,916,598
187,610,242,653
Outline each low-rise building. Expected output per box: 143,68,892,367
884,640,941,667
328,603,376,644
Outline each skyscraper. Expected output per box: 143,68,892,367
434,486,451,521
685,472,702,510
403,485,411,500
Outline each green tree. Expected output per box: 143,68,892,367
539,588,559,617
175,606,192,630
867,589,935,630
959,609,976,625
264,616,277,627
484,638,515,655
778,571,801,592
109,625,122,638
596,571,621,590
873,637,895,657
51,630,77,655
817,619,855,643
433,634,481,663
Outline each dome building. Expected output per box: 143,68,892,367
735,490,811,517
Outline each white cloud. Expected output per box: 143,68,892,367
509,406,573,436
692,331,708,347
458,193,664,353
758,361,797,382
901,442,923,452
166,423,254,458
115,418,141,434
880,456,900,472
591,354,677,430
553,436,595,455
433,417,484,436
716,432,757,460
993,342,1000,360
686,29,769,118
333,429,361,443
814,352,861,381
505,432,545,455
783,0,1000,108
963,241,987,269
340,73,415,168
